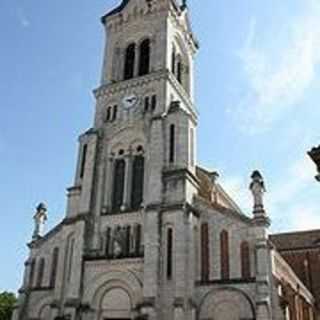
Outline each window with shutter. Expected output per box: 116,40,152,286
201,223,209,282
220,230,230,280
241,241,251,280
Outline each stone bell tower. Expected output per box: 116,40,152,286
68,0,199,319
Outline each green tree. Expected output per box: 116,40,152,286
0,292,16,320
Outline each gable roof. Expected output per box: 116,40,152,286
270,229,320,251
196,165,250,222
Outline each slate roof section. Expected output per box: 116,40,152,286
101,0,130,23
270,229,320,251
196,166,246,219
101,0,182,23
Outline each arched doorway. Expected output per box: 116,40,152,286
100,287,132,320
199,288,255,320
39,304,51,320
83,270,143,320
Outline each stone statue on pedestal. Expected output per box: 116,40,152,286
249,170,266,214
32,203,48,240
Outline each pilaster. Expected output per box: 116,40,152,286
122,151,133,210
104,156,114,213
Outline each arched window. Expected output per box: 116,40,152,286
169,124,176,163
241,241,251,279
171,47,176,74
201,223,209,281
144,96,150,112
131,155,145,210
112,159,126,211
36,258,45,288
151,95,157,111
138,39,150,76
106,107,112,122
29,259,36,288
220,230,230,280
50,248,59,288
67,239,75,282
167,228,173,279
177,59,182,84
124,43,136,80
112,105,118,121
80,144,87,179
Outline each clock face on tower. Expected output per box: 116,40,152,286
122,94,139,110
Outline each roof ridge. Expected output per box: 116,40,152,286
272,229,320,237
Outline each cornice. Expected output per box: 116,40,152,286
94,70,198,122
162,166,200,188
196,277,256,286
94,70,167,99
28,214,87,249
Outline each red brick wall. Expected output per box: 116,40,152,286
279,248,320,311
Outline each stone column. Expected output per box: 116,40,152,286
249,171,272,320
103,156,114,213
254,217,272,320
143,210,159,300
122,151,133,211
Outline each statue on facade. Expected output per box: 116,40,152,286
32,203,48,240
112,226,125,258
249,170,266,214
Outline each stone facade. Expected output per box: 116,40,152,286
12,1,319,320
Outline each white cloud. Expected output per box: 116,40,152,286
233,0,320,134
17,8,30,28
220,174,251,213
287,203,320,231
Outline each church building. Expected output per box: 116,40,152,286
12,1,320,319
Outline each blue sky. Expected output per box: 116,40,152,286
1,0,320,292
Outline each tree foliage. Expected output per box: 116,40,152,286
0,292,16,320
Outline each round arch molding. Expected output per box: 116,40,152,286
83,269,143,311
198,287,256,320
28,294,52,319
